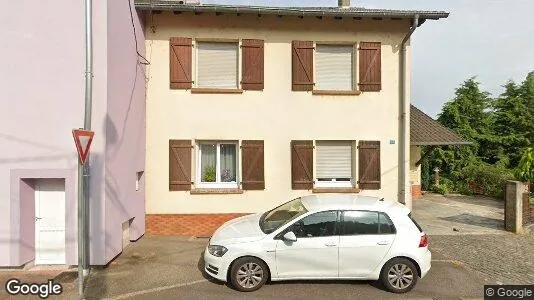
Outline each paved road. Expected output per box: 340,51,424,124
413,193,505,235
0,236,491,300
3,194,532,299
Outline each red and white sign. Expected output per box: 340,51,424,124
72,129,94,164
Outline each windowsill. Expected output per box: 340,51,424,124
191,88,243,94
312,187,360,193
312,90,362,96
190,188,244,195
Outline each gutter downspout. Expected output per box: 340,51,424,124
399,15,419,207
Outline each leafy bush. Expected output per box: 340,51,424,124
458,163,514,199
516,147,534,182
431,184,450,195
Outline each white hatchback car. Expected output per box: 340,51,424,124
204,195,430,293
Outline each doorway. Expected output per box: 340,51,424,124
34,178,66,265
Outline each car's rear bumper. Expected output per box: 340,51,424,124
420,249,431,278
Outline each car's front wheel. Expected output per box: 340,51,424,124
380,258,419,293
229,257,269,292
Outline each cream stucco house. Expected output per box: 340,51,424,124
135,0,448,236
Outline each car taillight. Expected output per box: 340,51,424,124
419,234,428,247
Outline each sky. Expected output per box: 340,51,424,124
206,0,534,117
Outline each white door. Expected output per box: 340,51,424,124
338,211,395,278
35,179,66,265
275,211,339,279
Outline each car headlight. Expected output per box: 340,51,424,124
208,245,228,257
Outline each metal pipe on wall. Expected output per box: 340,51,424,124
398,15,419,206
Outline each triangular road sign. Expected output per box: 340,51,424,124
72,129,95,165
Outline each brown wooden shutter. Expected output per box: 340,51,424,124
358,42,381,92
169,140,192,191
292,41,314,91
358,141,381,190
241,140,265,190
291,140,313,190
170,37,193,89
241,39,264,90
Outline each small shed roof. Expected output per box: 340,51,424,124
134,1,449,22
410,105,469,146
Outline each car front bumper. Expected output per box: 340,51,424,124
204,248,230,282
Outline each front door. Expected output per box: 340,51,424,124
35,179,66,265
275,211,339,279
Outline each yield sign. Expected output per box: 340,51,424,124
72,129,94,165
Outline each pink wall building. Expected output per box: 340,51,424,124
0,0,146,267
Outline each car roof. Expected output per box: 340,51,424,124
300,194,410,215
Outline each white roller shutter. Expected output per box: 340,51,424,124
315,45,353,91
316,141,352,179
197,42,238,88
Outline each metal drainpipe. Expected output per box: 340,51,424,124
399,15,419,206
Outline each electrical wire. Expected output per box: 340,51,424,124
128,0,150,65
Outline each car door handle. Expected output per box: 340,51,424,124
325,243,337,247
377,241,389,245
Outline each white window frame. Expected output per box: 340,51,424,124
196,141,239,189
314,140,354,188
314,43,356,91
194,40,240,89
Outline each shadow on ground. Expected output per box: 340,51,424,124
439,213,505,230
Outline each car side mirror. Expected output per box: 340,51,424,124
282,231,297,242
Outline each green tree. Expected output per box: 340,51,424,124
429,78,496,182
492,74,534,167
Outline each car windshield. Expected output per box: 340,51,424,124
259,198,308,234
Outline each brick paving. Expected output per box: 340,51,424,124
430,233,534,285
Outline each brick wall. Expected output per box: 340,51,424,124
146,213,249,237
411,185,422,199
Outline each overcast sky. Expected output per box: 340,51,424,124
207,0,534,117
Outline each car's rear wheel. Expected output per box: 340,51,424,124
229,257,268,292
380,258,418,293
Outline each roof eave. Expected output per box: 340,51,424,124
133,3,449,20
410,141,471,146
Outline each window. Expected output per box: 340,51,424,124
342,211,396,235
342,211,379,235
316,141,353,188
378,213,396,234
260,197,308,234
291,211,338,238
197,141,238,188
315,44,354,91
196,41,238,88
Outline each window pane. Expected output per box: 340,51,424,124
292,211,337,238
342,211,379,235
379,213,396,234
200,144,216,182
197,42,238,88
219,144,237,182
316,45,353,90
316,141,352,181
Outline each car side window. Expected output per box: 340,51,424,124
378,213,396,234
290,211,338,238
341,211,379,235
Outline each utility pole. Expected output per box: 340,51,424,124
78,0,93,297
